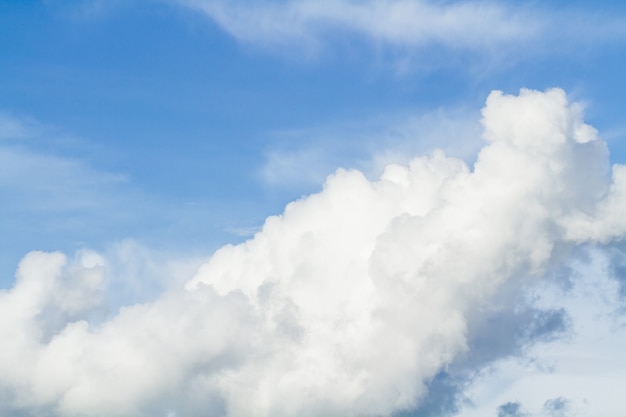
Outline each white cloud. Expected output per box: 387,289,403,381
175,0,626,61
2,88,626,416
178,0,538,46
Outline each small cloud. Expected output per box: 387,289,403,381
498,402,527,417
226,225,262,238
259,147,333,188
543,397,571,417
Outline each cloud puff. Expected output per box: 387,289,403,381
1,88,626,416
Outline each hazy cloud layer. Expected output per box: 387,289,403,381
1,89,626,416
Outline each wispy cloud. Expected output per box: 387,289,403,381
178,0,537,46
0,111,253,297
0,112,132,216
0,145,128,212
0,111,41,141
258,106,483,189
175,0,626,62
260,147,332,188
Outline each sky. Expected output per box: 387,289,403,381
2,0,626,416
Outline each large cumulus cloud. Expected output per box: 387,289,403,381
1,88,624,417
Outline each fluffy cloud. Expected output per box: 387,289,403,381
1,88,625,416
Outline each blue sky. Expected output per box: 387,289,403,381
3,0,626,281
2,1,626,416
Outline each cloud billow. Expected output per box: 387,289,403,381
0,88,624,417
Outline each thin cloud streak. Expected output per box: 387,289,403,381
0,112,230,290
176,0,626,58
